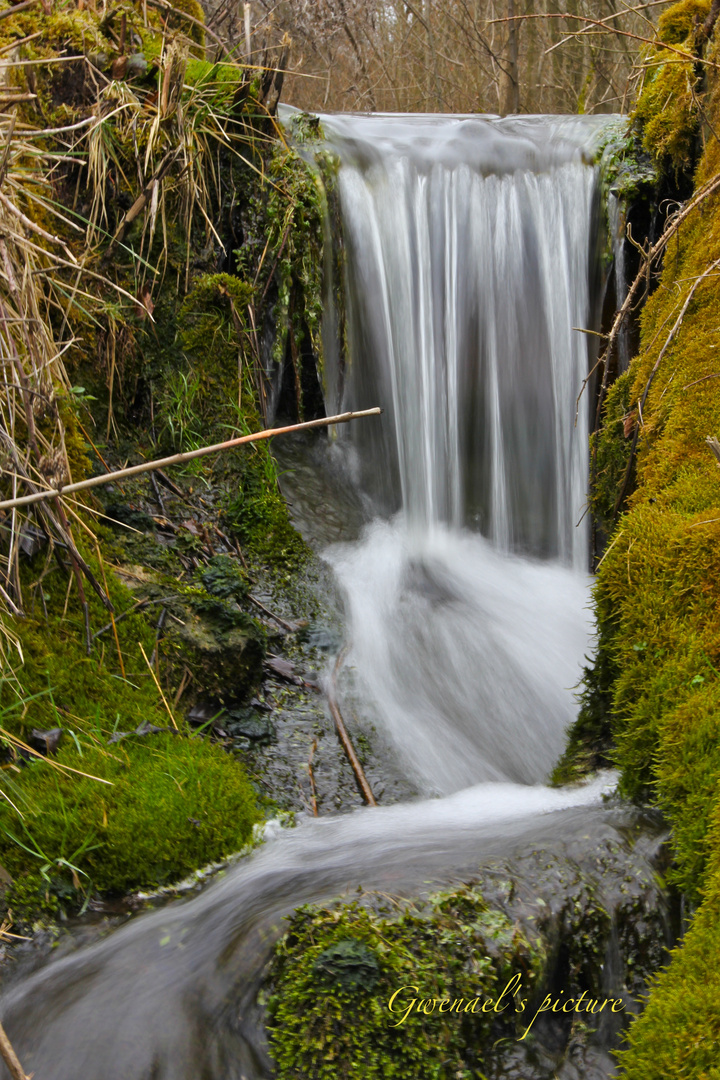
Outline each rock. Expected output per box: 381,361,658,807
223,706,275,743
164,595,264,705
30,728,63,755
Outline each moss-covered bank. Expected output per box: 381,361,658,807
0,0,326,914
555,4,720,1074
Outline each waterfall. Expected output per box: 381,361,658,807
311,112,615,792
322,113,611,564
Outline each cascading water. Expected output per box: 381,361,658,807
323,113,606,559
0,113,664,1080
317,112,611,791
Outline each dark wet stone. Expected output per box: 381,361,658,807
224,707,276,743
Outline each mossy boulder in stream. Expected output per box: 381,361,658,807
267,815,669,1080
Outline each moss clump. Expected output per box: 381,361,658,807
615,862,720,1079
633,49,701,175
589,368,635,535
657,0,711,44
0,734,260,896
222,462,310,570
0,540,263,901
267,888,542,1080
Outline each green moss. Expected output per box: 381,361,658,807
0,539,263,901
165,0,206,48
567,11,720,1072
658,0,711,45
0,734,260,895
267,887,543,1080
616,864,720,1079
589,368,635,534
222,459,310,569
633,49,701,175
597,120,658,207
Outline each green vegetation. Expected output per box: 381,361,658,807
633,0,710,176
2,734,260,900
0,0,323,912
565,5,720,1074
617,871,720,1079
0,537,264,908
657,0,711,44
267,887,544,1080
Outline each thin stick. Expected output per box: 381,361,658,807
145,0,237,59
0,1020,31,1080
248,593,298,632
307,737,319,817
0,409,383,511
0,0,37,22
327,647,376,807
138,642,178,730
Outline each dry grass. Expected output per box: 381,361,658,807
0,12,286,675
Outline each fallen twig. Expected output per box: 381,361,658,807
327,647,377,808
307,737,319,816
0,726,113,784
0,408,383,512
248,593,298,632
0,1020,31,1080
0,0,37,22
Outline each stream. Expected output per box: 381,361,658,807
0,113,672,1079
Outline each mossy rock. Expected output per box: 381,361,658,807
633,49,701,175
0,734,261,896
162,591,265,705
267,889,542,1080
